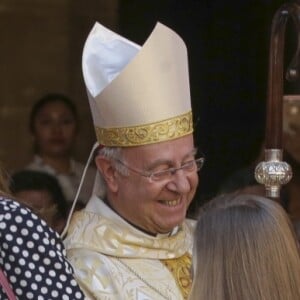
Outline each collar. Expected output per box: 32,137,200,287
65,195,195,259
85,196,180,238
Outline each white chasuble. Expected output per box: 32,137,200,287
64,196,195,300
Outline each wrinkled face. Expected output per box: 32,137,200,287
32,101,77,157
283,101,300,162
104,134,199,234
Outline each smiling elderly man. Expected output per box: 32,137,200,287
64,21,204,300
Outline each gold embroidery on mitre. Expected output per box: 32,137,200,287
95,111,193,147
161,252,192,300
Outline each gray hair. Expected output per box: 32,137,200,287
97,146,129,177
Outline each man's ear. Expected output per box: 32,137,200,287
95,156,119,193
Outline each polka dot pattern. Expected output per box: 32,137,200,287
0,197,85,299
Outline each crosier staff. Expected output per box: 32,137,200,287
254,1,300,198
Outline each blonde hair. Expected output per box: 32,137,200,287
189,193,300,300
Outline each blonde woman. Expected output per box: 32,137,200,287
190,193,300,300
0,165,85,299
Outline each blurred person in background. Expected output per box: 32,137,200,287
25,93,101,207
282,99,300,221
10,170,68,233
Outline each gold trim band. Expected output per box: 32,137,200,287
95,111,193,147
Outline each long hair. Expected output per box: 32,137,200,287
189,193,300,300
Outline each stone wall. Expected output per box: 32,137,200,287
0,0,118,172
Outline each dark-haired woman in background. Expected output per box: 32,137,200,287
10,170,68,233
25,93,100,207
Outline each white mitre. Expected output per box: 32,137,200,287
82,22,193,147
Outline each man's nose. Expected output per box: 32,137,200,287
166,169,191,194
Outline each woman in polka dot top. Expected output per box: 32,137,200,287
0,167,85,299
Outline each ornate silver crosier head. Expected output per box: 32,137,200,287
255,149,292,198
255,1,300,198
